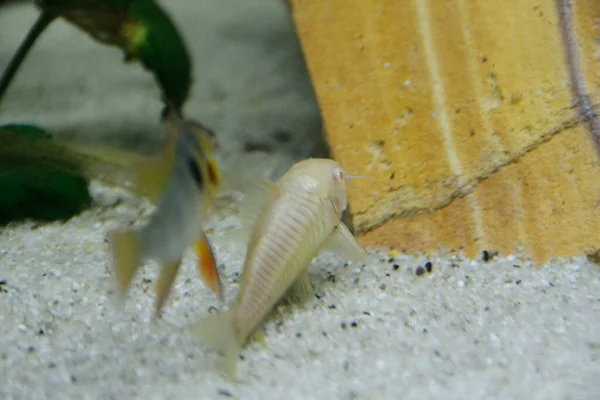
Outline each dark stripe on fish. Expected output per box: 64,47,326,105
187,157,204,189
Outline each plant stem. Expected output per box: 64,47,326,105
0,11,56,109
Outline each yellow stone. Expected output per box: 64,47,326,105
290,0,600,263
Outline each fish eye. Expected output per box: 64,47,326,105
333,168,344,182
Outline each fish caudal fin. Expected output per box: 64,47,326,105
154,259,182,318
188,311,241,380
195,232,223,302
108,229,142,305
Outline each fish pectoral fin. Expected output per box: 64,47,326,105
321,223,368,264
154,259,182,318
237,179,278,231
285,270,314,304
195,231,223,302
251,329,267,348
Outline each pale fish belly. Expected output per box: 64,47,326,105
231,191,337,344
140,165,205,264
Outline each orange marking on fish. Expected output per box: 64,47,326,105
195,233,223,301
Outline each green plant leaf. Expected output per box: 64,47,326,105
37,0,192,113
0,124,92,225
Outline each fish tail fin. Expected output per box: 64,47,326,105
188,311,241,379
108,229,142,305
195,231,223,302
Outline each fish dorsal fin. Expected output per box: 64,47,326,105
133,123,179,203
238,178,278,231
221,179,278,245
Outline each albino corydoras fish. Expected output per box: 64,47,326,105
188,158,367,378
109,109,224,317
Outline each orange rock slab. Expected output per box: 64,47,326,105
289,0,600,262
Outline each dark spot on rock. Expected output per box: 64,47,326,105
482,56,488,63
451,263,459,268
392,264,399,271
296,332,302,338
387,258,394,263
390,172,395,180
142,278,152,284
422,328,428,333
353,278,360,285
379,283,386,290
208,306,218,314
385,273,390,277
71,375,77,384
484,306,490,311
341,322,347,329
362,311,371,316
482,250,490,262
513,264,521,268
516,279,522,285
415,266,426,276
38,329,44,336
27,346,35,353
48,362,56,369
549,282,554,287
587,250,600,265
481,250,498,262
350,321,358,328
328,304,336,309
